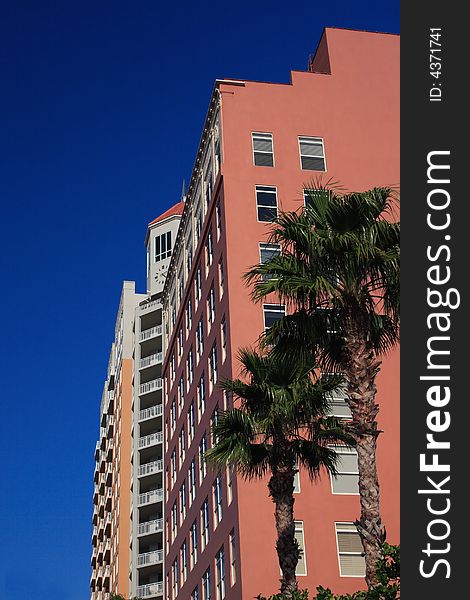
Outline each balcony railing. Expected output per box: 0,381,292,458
139,378,163,395
137,549,164,567
138,431,163,449
139,404,163,422
139,325,162,342
138,460,163,477
139,352,163,369
139,299,160,313
138,488,163,507
137,582,164,597
137,518,163,536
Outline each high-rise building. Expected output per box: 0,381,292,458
161,27,399,600
91,26,399,600
91,205,183,600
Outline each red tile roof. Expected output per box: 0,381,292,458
148,201,185,226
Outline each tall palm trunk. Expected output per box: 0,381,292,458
268,462,299,597
343,316,385,587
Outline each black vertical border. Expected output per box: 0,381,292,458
401,5,465,598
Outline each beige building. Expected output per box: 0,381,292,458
91,203,183,600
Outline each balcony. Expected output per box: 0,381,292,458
138,460,163,478
137,518,163,537
139,378,163,395
137,582,164,598
137,488,163,507
138,431,163,449
139,404,163,422
139,352,163,370
105,489,112,511
137,549,164,567
139,325,162,342
139,299,160,313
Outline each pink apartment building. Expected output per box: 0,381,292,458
160,27,399,600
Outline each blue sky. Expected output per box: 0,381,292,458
0,2,398,599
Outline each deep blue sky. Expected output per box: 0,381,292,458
0,2,398,599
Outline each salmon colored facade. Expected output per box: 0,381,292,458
162,27,399,600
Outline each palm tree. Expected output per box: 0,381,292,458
206,347,354,597
245,185,400,586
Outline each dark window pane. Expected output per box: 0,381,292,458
257,207,277,222
254,152,274,167
301,156,325,171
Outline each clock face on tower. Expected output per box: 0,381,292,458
155,264,167,285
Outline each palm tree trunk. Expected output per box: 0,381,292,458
268,466,299,597
343,318,384,587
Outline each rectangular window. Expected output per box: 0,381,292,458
256,186,278,222
181,541,188,583
215,546,226,600
295,521,307,575
221,316,227,362
259,242,281,279
172,558,179,600
171,400,177,433
155,231,172,262
213,475,223,527
190,520,198,569
209,342,218,389
324,376,351,419
187,349,194,385
199,435,208,482
229,530,236,585
187,242,193,275
186,297,193,333
294,461,301,494
180,480,187,523
205,160,213,208
263,304,286,330
329,446,359,494
191,587,199,600
207,286,216,326
189,459,197,504
198,373,206,419
202,568,211,600
303,188,324,208
196,319,204,360
179,427,186,464
178,376,185,411
178,327,184,357
226,465,233,505
299,136,326,171
188,401,195,443
335,523,366,577
170,353,176,383
195,209,203,245
206,227,214,270
195,265,203,302
218,258,224,298
171,502,178,541
201,499,210,549
171,450,177,486
211,407,219,445
216,201,222,239
252,132,274,167
178,270,184,302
